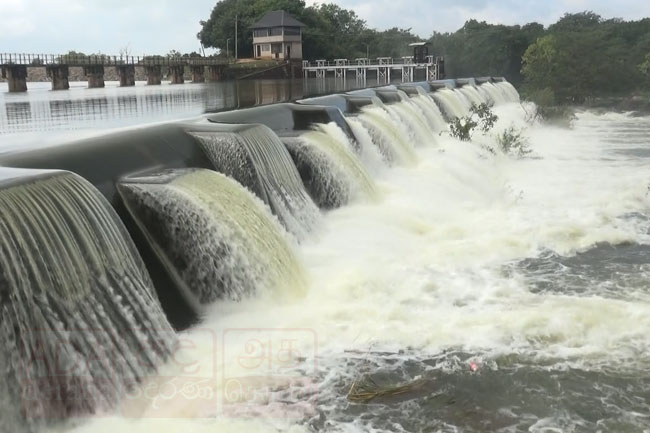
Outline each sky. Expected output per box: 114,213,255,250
2,0,650,55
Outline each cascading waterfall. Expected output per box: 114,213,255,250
454,89,474,110
345,117,388,174
410,90,448,132
476,83,497,105
191,125,321,239
496,81,521,102
458,85,486,106
118,168,307,312
284,122,379,209
15,79,645,433
433,87,469,119
479,82,508,105
356,104,419,165
386,91,438,145
0,169,176,429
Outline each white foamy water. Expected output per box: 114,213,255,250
58,87,650,433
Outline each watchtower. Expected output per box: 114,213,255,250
251,10,305,60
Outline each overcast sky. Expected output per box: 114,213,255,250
2,0,650,55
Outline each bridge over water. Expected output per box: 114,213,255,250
0,53,231,92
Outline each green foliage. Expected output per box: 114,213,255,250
449,116,477,141
449,103,498,141
496,126,532,158
58,50,87,63
521,36,556,93
521,13,650,103
428,20,544,86
520,87,575,126
427,11,650,100
640,53,650,76
196,3,650,103
522,87,555,107
197,0,419,60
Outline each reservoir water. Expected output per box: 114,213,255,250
0,79,365,147
1,80,649,432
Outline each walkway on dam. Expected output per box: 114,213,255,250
302,56,444,84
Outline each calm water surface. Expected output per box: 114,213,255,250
0,78,370,147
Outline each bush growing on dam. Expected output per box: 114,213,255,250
449,103,498,141
521,87,576,127
449,104,532,158
496,126,532,158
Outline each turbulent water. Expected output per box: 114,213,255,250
48,83,650,432
285,122,379,208
118,168,307,310
0,170,176,432
193,126,321,239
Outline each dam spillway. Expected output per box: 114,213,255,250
0,78,518,424
3,77,648,432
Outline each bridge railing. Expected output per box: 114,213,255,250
0,53,230,67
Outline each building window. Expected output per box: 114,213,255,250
284,27,300,36
269,27,283,36
254,29,269,38
263,44,271,52
271,43,282,54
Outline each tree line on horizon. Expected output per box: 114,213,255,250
197,1,650,103
433,11,650,103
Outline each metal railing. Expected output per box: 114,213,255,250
0,53,230,67
303,56,440,68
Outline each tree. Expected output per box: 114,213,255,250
197,0,373,60
640,53,650,76
548,11,602,32
521,35,558,95
59,50,87,64
521,13,650,102
198,0,306,58
427,20,543,85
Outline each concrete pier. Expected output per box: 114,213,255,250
207,65,223,82
168,66,185,84
117,65,135,87
84,65,105,88
46,65,70,90
145,66,162,85
1,53,230,93
190,66,205,83
3,66,28,92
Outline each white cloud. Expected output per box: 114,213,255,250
1,0,650,54
0,0,214,54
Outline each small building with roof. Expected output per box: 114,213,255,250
251,10,306,60
408,42,430,64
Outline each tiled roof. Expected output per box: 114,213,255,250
251,10,306,29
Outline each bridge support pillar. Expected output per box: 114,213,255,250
46,65,69,90
145,66,162,85
2,66,28,92
117,65,135,87
168,66,185,84
84,65,105,88
206,65,224,82
190,66,205,83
